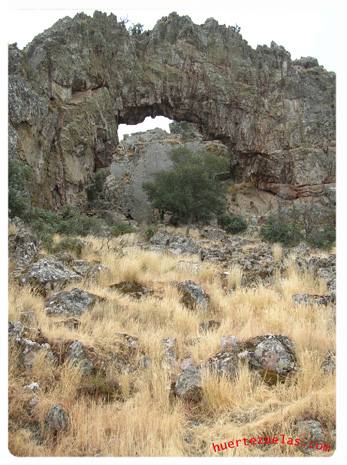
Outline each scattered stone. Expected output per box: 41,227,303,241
45,405,69,434
24,382,40,392
54,317,81,330
148,231,200,255
17,338,56,370
321,351,335,374
161,338,177,367
295,419,325,448
9,226,39,272
71,260,107,279
19,309,37,327
173,364,203,402
19,258,81,295
244,335,297,383
206,350,239,379
44,288,104,317
221,335,238,351
200,227,225,241
110,281,152,299
199,320,221,332
8,320,25,340
115,333,139,351
177,280,210,310
292,293,335,306
138,355,152,369
67,341,94,375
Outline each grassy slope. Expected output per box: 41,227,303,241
8,232,335,457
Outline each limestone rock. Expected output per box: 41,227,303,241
67,340,94,374
206,351,238,379
161,338,177,367
244,335,297,383
44,288,104,316
177,280,210,310
321,351,335,374
173,364,203,403
8,12,335,210
109,281,152,299
45,405,69,433
148,230,200,255
19,258,81,294
9,226,39,271
199,320,221,332
295,419,325,447
292,293,335,306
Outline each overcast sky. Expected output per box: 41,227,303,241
6,0,338,138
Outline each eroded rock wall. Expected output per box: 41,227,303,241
8,11,335,209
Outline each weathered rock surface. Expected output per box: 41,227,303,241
321,351,335,374
9,225,39,272
67,340,94,374
172,363,203,402
109,281,152,299
45,405,69,434
148,230,201,255
292,293,335,306
295,419,326,451
9,11,335,210
44,288,104,316
177,280,210,310
206,350,239,379
19,258,81,294
243,334,297,383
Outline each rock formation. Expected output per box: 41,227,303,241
9,11,335,210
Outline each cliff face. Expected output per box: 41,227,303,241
8,11,335,209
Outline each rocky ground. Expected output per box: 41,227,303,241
8,222,335,457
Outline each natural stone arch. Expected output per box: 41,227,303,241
9,11,335,209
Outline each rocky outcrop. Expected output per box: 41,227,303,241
9,11,335,210
44,288,104,316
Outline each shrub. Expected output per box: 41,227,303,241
144,225,157,241
260,215,303,246
110,223,135,237
8,159,32,219
306,227,335,249
87,169,108,204
143,147,229,225
218,213,247,234
52,237,85,257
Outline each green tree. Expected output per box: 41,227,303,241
143,147,229,232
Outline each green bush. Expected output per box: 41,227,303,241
110,223,135,237
306,226,335,249
144,147,229,225
87,169,108,204
8,159,32,219
260,215,303,246
218,213,247,234
144,225,157,241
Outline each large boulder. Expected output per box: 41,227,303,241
177,280,210,311
172,363,203,403
45,405,69,434
44,288,104,316
243,335,297,383
19,258,81,294
67,340,94,374
148,230,200,255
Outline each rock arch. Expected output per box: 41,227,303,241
9,11,335,208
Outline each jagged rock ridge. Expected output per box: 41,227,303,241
9,11,335,209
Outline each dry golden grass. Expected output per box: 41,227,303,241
8,232,335,457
